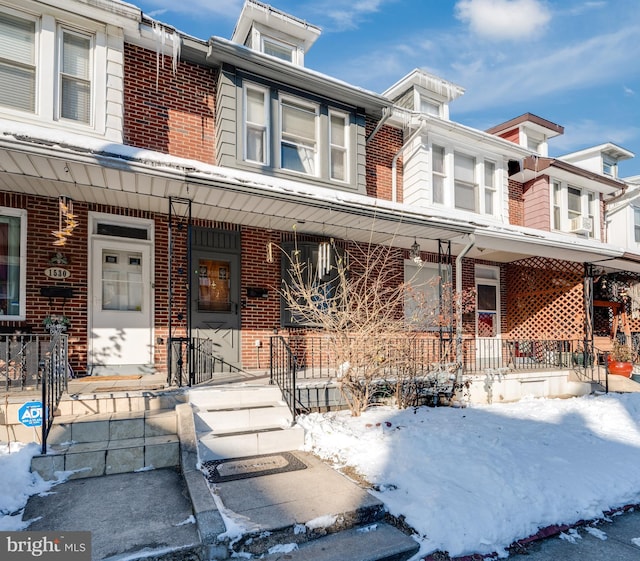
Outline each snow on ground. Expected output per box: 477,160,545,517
3,393,640,559
297,392,640,559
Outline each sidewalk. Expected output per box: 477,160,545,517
503,508,640,561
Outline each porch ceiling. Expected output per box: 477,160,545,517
0,138,627,267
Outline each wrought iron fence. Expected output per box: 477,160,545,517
281,334,591,380
169,336,246,387
270,335,299,421
40,333,69,454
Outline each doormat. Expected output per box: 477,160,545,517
201,452,307,483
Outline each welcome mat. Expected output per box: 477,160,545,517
201,452,307,483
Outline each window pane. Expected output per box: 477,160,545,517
432,145,444,173
0,215,22,317
485,190,493,215
246,127,265,162
282,102,315,141
263,39,293,62
102,251,143,311
455,182,476,211
454,152,475,183
246,88,265,124
0,62,35,111
477,284,497,311
63,32,90,79
0,13,35,64
61,77,90,122
331,148,345,180
568,187,581,213
433,175,444,204
484,161,495,188
282,143,315,174
198,259,231,312
330,114,346,147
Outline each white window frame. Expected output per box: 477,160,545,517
243,83,270,165
550,180,599,239
0,207,27,321
475,264,500,339
329,110,349,182
634,207,640,245
279,95,319,177
484,159,496,216
261,35,296,64
454,151,478,212
603,157,617,178
57,25,93,125
0,8,38,116
431,144,446,205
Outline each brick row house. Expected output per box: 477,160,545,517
1,0,639,400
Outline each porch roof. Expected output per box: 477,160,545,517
0,123,630,268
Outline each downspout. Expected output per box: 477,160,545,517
391,118,428,203
455,234,476,383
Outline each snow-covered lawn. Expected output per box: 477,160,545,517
298,392,640,559
3,393,640,559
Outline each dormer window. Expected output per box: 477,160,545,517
603,157,617,178
420,97,440,117
262,35,295,63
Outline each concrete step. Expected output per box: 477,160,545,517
194,402,293,434
30,408,179,480
198,425,305,461
258,522,419,561
188,384,283,410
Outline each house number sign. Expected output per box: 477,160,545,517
44,267,71,279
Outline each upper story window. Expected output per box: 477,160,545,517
242,80,353,184
0,11,36,113
634,208,640,244
281,97,318,175
244,85,269,164
603,157,617,178
429,144,500,217
420,96,440,117
0,6,106,135
59,28,92,124
551,180,598,238
262,35,295,63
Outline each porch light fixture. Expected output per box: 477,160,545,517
52,196,78,246
410,238,422,264
266,241,274,263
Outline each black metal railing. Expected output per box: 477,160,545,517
270,335,299,421
169,336,245,387
281,335,591,379
41,333,69,454
1,333,62,391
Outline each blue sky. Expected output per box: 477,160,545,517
131,0,640,178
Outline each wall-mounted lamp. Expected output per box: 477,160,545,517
410,239,422,264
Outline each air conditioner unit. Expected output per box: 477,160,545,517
569,216,593,234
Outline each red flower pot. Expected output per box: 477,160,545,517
607,361,633,377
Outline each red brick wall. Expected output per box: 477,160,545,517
508,179,524,226
366,117,403,200
123,44,217,163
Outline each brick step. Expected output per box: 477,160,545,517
30,408,179,480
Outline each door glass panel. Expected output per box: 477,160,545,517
477,312,496,337
198,259,231,312
102,250,143,311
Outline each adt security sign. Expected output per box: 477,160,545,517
18,401,43,427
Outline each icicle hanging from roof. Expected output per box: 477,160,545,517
151,20,181,90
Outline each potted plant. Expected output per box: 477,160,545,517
43,314,70,334
607,340,634,377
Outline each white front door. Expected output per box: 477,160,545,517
475,265,501,369
89,237,153,374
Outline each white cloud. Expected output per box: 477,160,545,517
549,119,640,155
135,0,243,19
455,0,551,41
624,86,636,96
310,0,396,31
